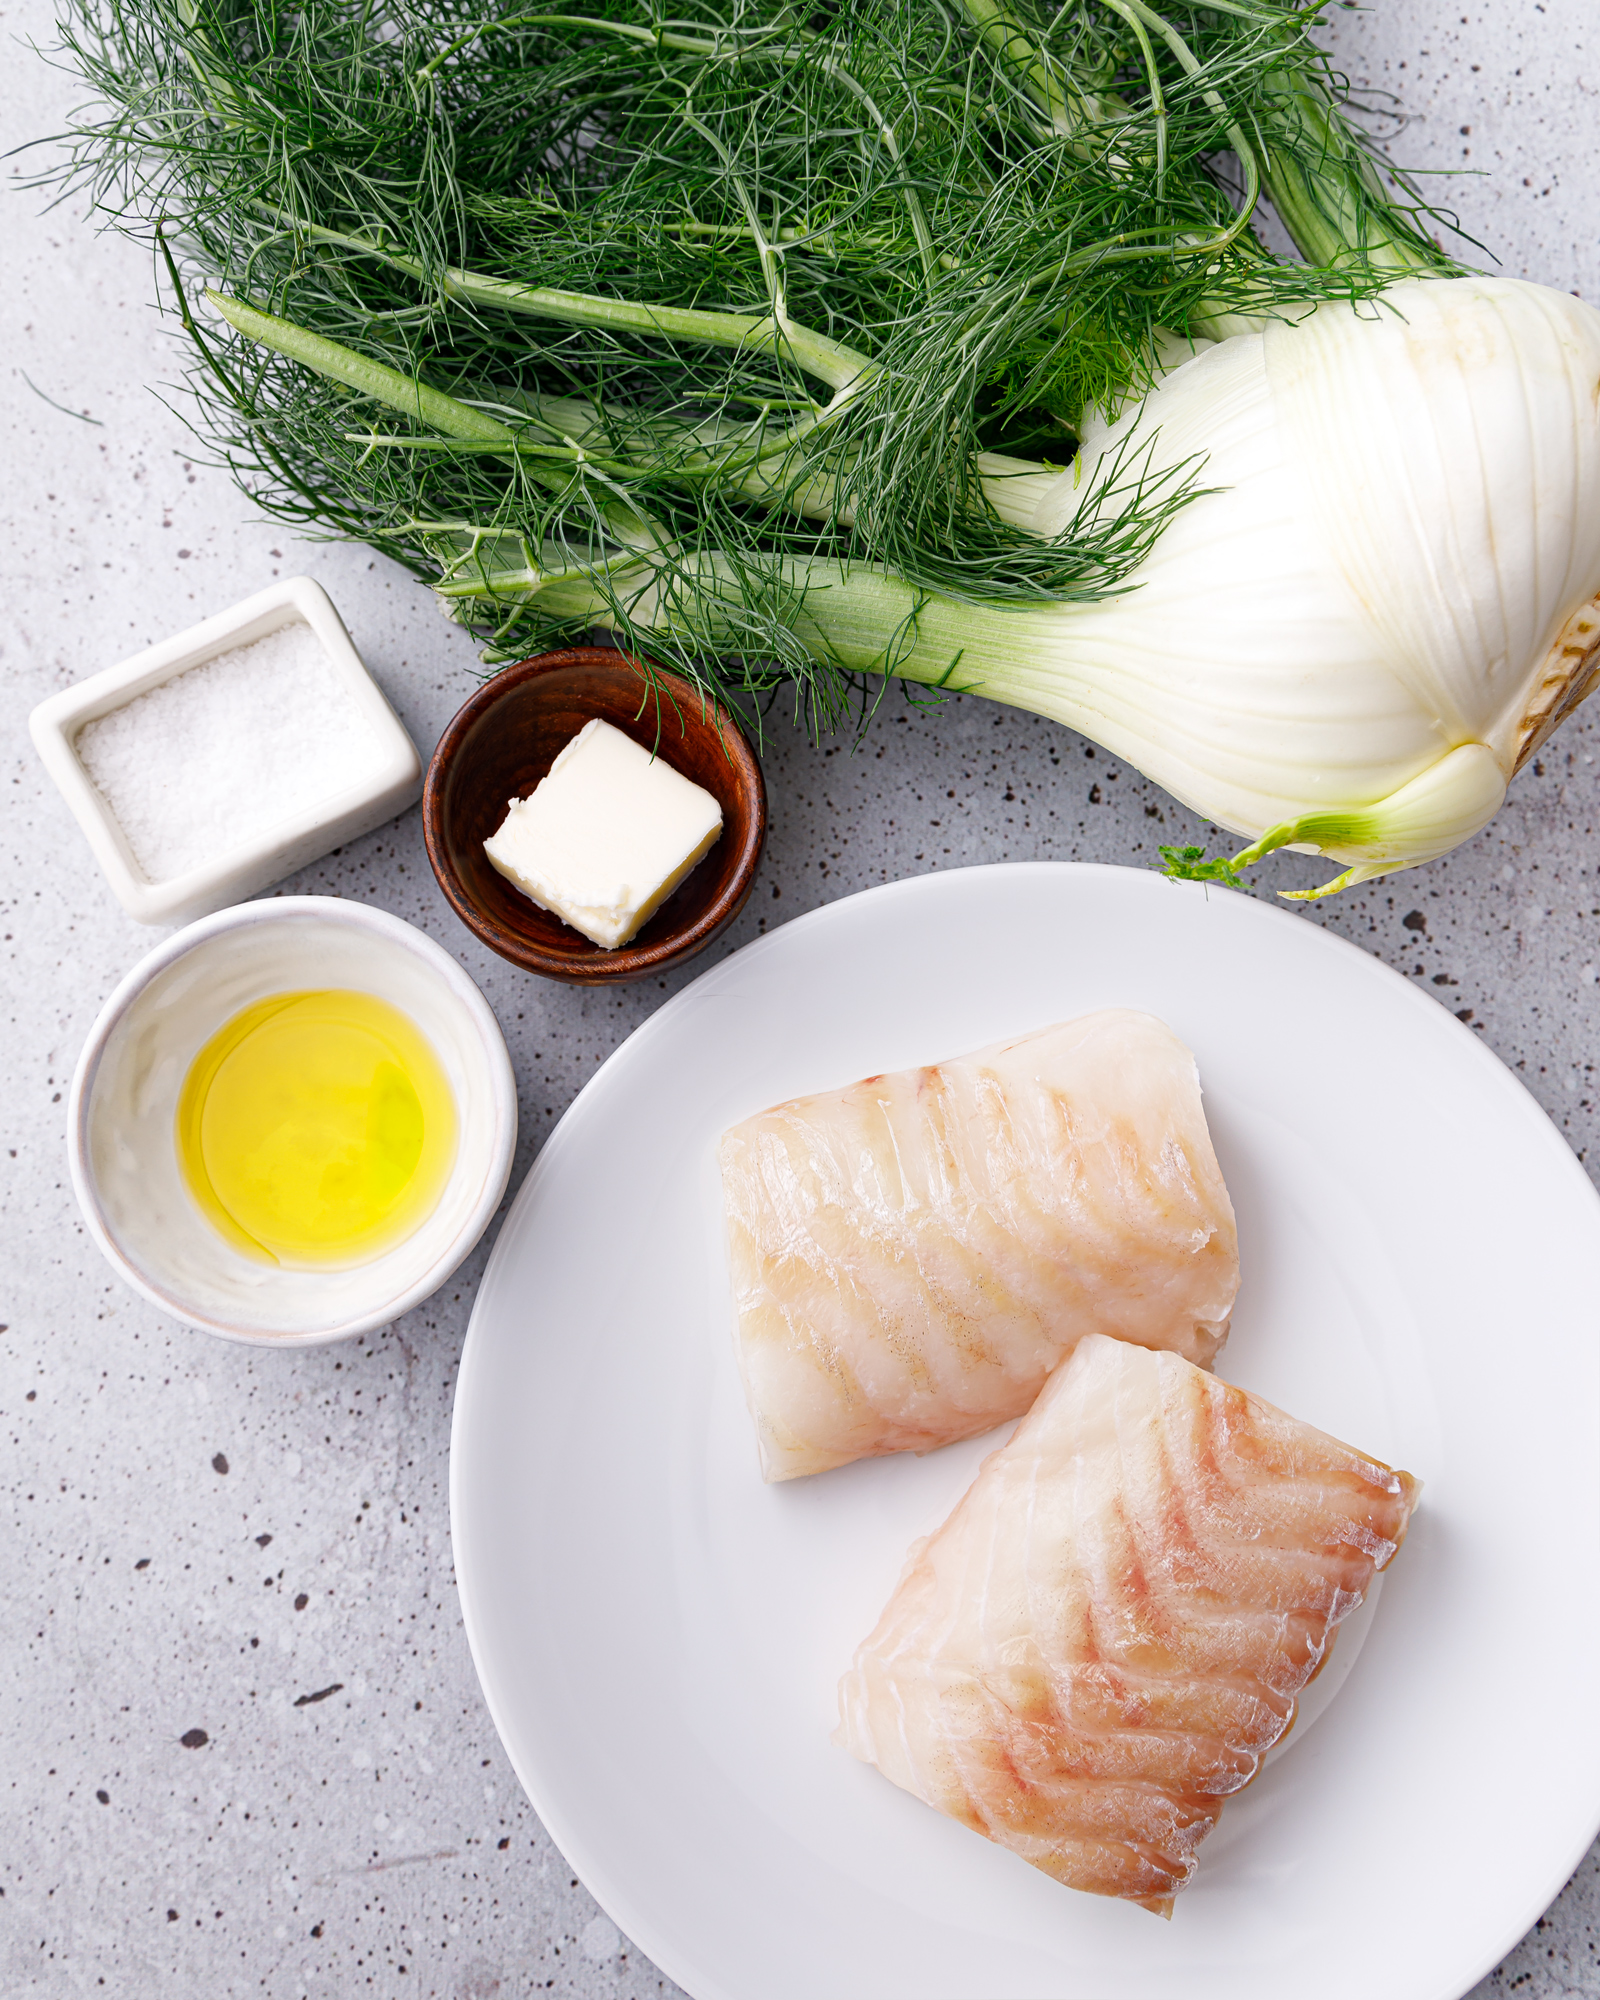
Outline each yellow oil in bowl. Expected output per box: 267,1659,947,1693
176,990,457,1268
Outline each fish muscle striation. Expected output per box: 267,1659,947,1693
719,1011,1239,1480
835,1334,1420,1914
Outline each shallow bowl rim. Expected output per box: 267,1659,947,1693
422,646,766,984
67,894,517,1346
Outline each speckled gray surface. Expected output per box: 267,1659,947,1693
4,1,1599,1993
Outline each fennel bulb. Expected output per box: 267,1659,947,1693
528,271,1600,895
861,274,1600,895
50,0,1600,893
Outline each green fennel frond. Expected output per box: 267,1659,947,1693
36,0,1468,716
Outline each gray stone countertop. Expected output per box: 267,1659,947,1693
3,0,1598,1992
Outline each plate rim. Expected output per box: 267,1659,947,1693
452,860,1600,2000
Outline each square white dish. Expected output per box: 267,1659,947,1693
29,574,422,925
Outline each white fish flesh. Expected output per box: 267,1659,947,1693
835,1334,1420,1914
719,1010,1239,1481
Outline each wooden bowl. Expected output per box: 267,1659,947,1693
423,648,767,984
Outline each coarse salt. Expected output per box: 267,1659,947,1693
75,622,385,882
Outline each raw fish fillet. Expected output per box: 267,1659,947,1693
835,1335,1420,1915
719,1011,1238,1481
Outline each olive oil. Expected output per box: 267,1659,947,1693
176,990,456,1267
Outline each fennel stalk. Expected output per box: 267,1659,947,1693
46,0,1590,896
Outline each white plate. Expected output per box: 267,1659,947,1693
452,864,1600,2000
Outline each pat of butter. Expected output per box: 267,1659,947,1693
483,718,724,949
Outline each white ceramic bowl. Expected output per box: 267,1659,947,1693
30,575,422,927
69,897,517,1344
